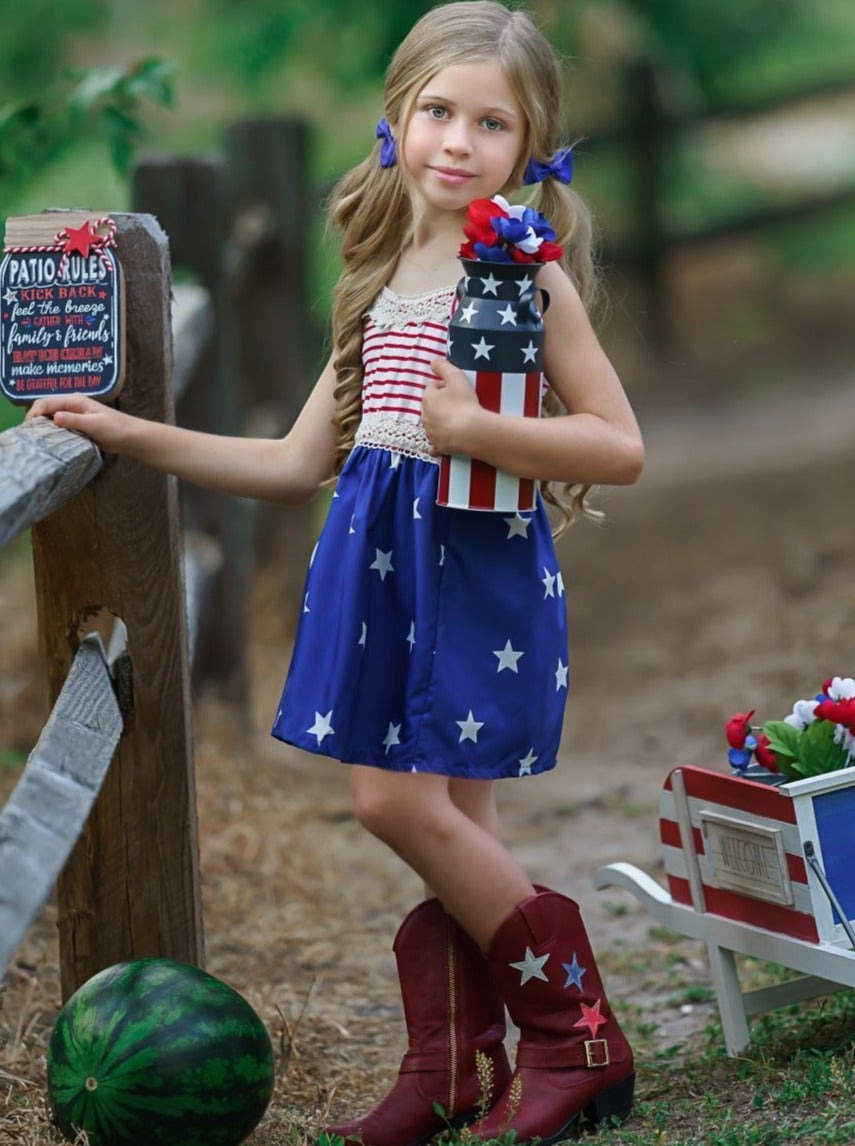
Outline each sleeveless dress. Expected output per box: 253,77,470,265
270,284,569,779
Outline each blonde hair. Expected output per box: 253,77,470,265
326,0,599,531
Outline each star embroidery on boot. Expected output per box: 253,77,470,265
510,946,550,985
562,953,587,991
574,998,608,1039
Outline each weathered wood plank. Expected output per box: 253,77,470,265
171,283,213,402
0,420,102,549
0,635,122,978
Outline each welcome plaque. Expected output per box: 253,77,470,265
0,212,126,404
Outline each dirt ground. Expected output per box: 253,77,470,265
2,368,855,1143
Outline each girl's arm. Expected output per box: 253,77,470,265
421,262,644,487
25,356,340,504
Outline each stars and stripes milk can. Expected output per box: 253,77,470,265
436,258,549,512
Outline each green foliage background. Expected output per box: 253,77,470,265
3,0,855,222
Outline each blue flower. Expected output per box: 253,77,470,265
473,241,513,263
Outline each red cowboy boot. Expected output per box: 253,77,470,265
470,888,634,1145
326,898,511,1146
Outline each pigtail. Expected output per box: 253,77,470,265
525,176,604,535
326,157,413,476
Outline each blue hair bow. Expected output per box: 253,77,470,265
376,117,397,168
523,148,573,186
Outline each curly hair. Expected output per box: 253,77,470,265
326,0,601,533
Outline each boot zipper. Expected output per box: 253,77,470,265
447,925,459,1114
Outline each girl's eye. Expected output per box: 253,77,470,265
426,105,448,120
483,117,504,132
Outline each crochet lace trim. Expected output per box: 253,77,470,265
355,412,438,464
367,285,456,329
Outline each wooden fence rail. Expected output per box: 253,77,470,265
0,212,210,999
0,633,122,976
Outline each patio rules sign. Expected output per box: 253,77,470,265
0,212,126,404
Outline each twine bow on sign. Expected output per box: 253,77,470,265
54,217,118,276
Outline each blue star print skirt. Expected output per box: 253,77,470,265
271,446,569,779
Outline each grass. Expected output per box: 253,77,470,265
5,937,855,1146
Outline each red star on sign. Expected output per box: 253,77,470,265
62,221,99,258
574,998,608,1039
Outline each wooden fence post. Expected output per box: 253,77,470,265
625,59,670,350
29,212,204,999
223,118,320,591
131,156,250,708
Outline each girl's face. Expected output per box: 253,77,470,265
401,61,527,218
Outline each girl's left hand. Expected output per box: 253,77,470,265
421,359,479,456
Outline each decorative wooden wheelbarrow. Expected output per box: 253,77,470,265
594,764,855,1055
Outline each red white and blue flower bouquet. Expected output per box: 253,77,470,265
437,196,562,513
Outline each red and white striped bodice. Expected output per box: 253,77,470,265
354,285,456,462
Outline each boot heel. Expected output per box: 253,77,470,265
584,1071,635,1127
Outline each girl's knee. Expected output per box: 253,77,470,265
349,768,452,847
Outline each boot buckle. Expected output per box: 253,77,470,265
584,1039,610,1067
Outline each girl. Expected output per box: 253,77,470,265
28,3,643,1143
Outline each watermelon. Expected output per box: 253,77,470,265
46,958,275,1146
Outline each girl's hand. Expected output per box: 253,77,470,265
25,395,135,454
421,359,480,456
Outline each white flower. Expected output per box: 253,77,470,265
827,676,855,701
515,227,543,254
784,698,819,730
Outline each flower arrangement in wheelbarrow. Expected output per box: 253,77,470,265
459,195,564,263
726,676,855,781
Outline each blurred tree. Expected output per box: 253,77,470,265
622,0,807,103
0,0,109,99
204,0,433,90
0,60,174,218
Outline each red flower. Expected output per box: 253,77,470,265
815,696,855,731
754,733,779,772
725,711,755,749
537,240,564,263
463,197,508,248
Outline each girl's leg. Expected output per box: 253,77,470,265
423,775,501,899
448,775,501,837
327,772,515,1145
350,766,533,951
